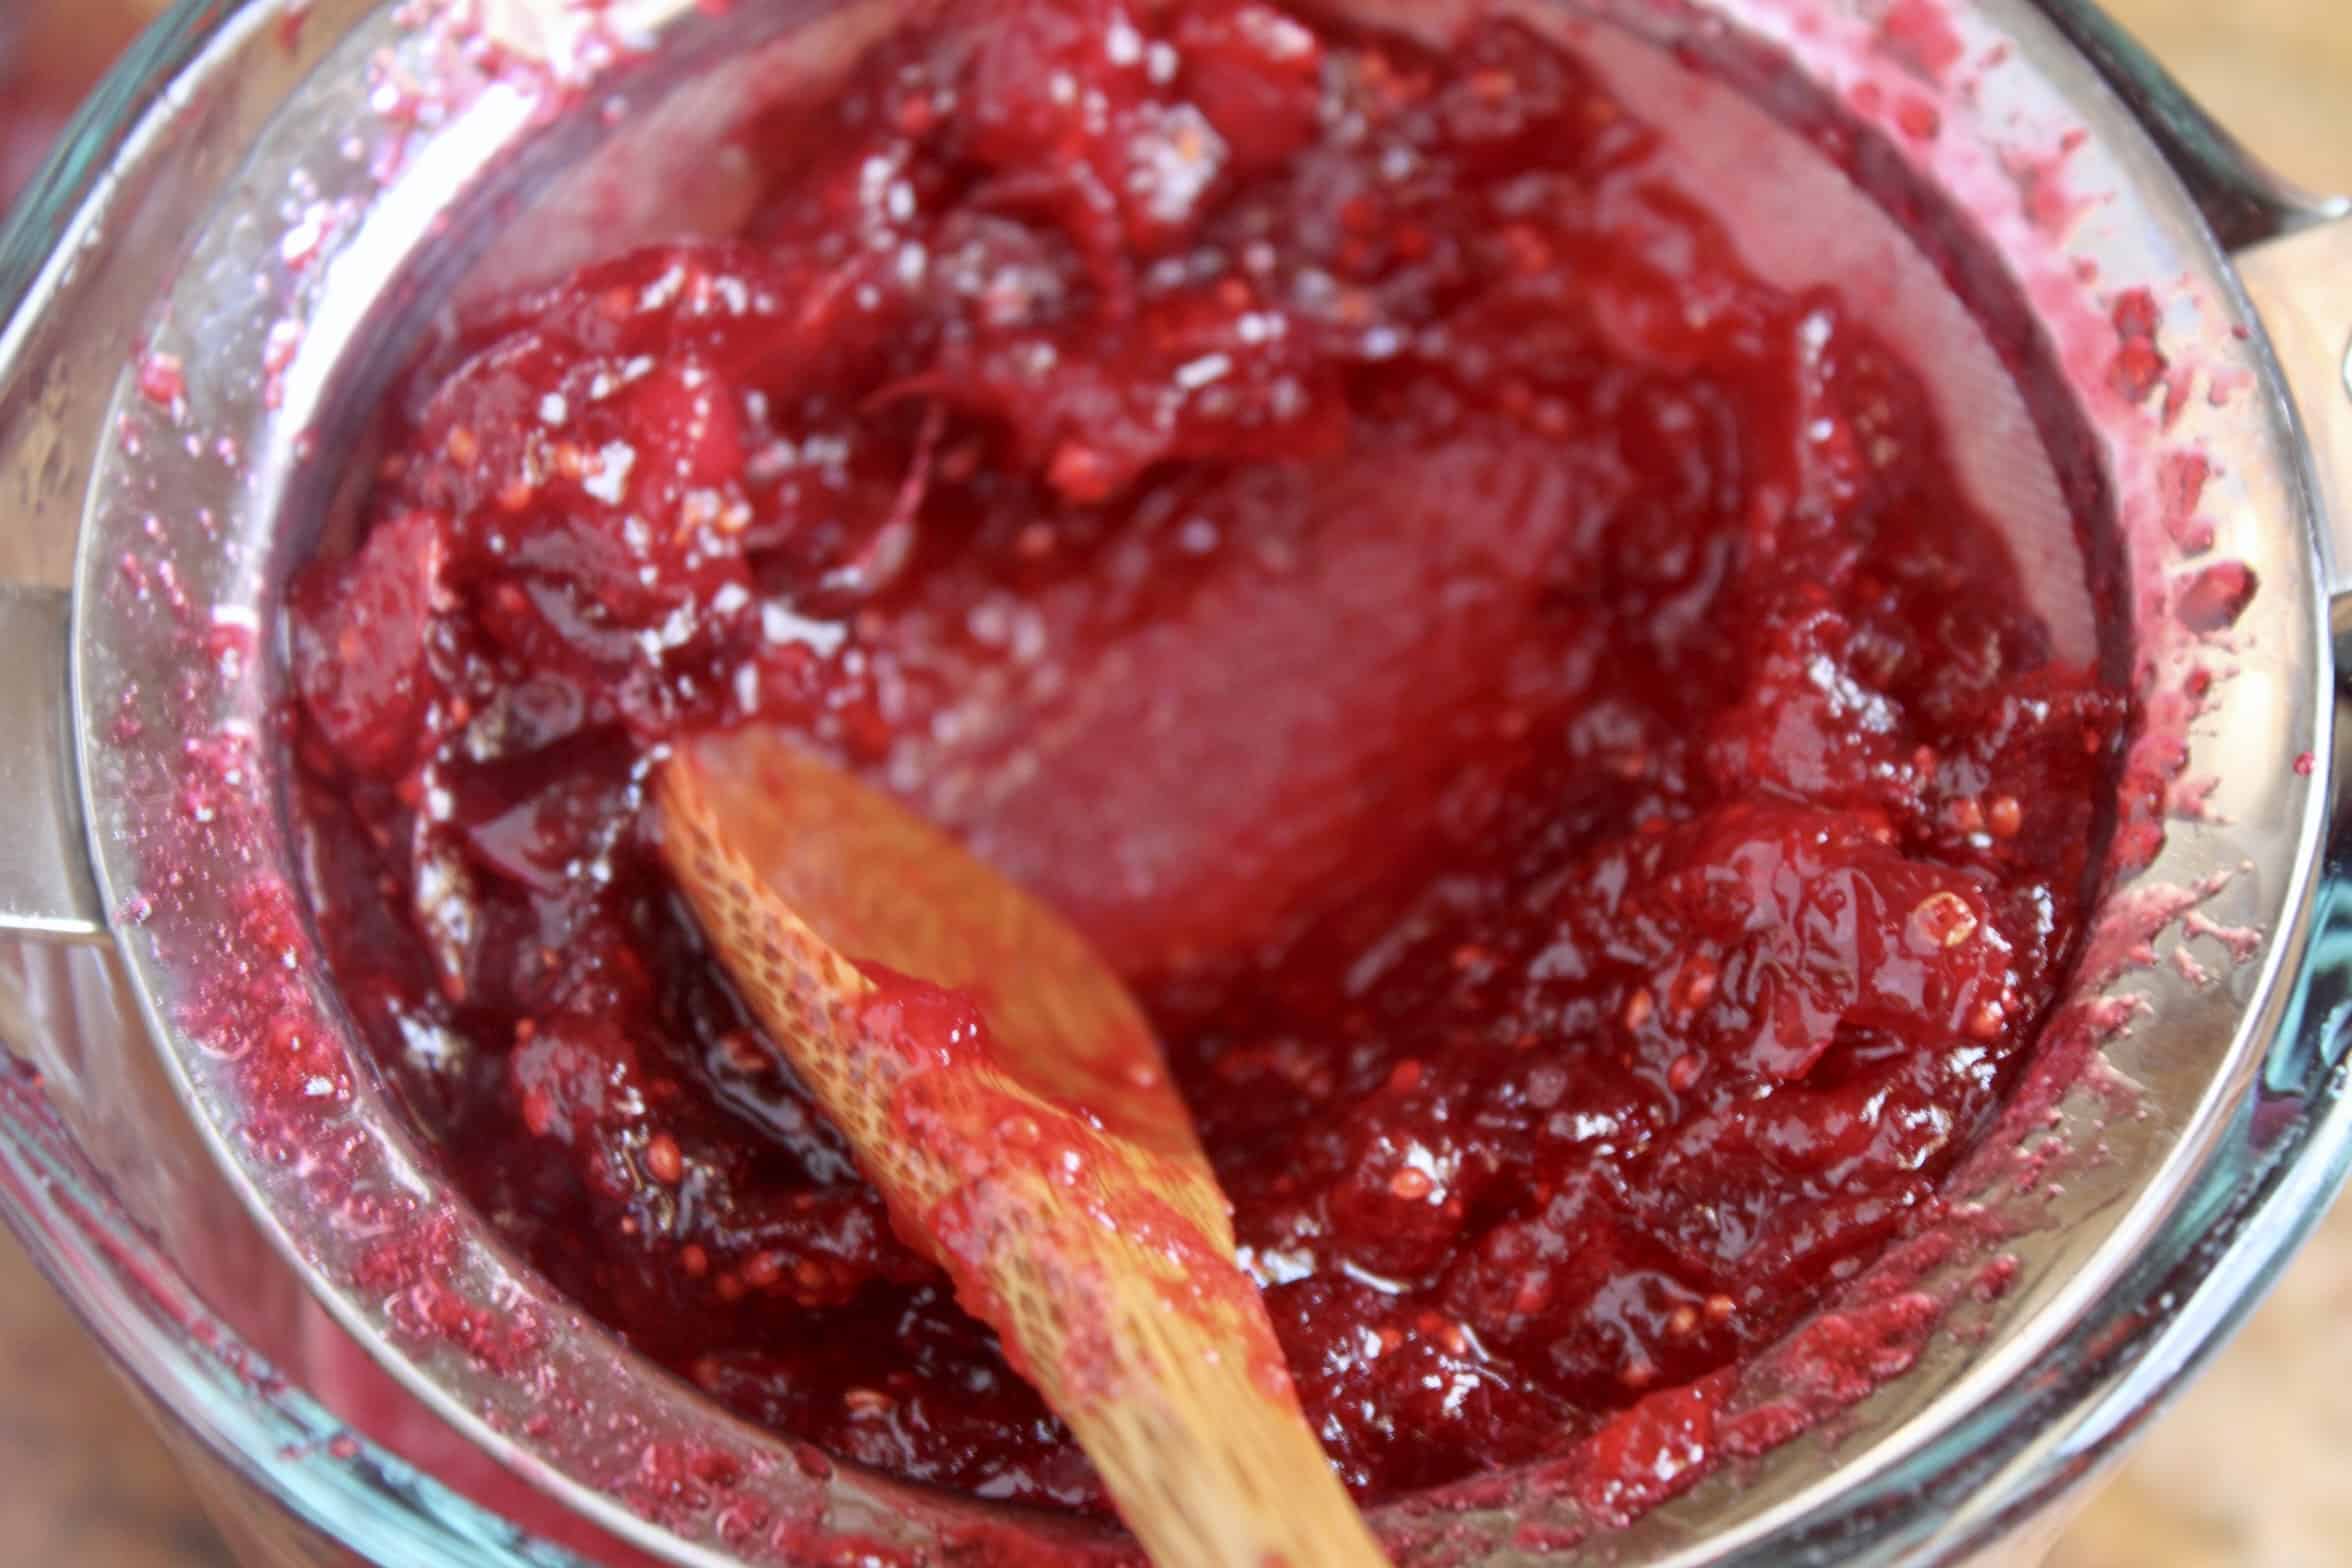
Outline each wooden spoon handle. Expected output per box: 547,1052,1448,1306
660,744,1389,1568
1040,1243,1392,1568
889,1075,1386,1568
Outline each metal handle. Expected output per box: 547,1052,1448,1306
2235,221,2352,618
2029,0,2349,249
0,584,103,942
2035,0,2352,618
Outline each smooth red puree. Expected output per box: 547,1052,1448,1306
287,1,2126,1515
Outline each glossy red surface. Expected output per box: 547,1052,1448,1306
287,0,2123,1513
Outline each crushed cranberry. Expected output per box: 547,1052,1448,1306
287,1,2123,1513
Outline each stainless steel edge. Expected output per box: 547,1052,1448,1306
2041,0,2352,609
2029,0,2350,249
0,584,103,942
2236,218,2352,613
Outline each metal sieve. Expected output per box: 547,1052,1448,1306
3,2,2352,1564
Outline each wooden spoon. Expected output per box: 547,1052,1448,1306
658,728,1390,1568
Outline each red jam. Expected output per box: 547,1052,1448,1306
287,1,2125,1514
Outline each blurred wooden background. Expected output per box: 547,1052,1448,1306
2,0,2349,1563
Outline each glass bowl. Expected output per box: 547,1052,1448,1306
5,4,2352,1566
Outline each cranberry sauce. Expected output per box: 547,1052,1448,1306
286,1,2125,1512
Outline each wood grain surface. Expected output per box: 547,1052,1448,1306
2,1,2347,1563
0,1231,236,1565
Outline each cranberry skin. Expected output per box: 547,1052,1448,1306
1323,1116,1479,1280
288,508,448,774
510,1017,643,1153
1172,5,1325,174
